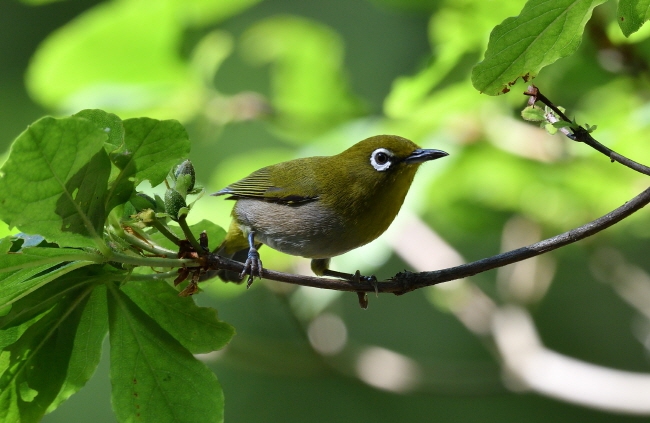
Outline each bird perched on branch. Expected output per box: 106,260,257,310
212,135,448,286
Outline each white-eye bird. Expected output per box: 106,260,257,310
212,135,448,284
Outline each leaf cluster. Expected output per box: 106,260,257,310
0,112,234,423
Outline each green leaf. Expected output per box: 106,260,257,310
0,272,99,423
0,237,101,274
0,266,107,333
0,257,99,310
105,118,190,213
544,122,559,135
552,121,573,129
25,1,198,118
521,106,546,122
0,116,110,250
618,0,650,36
24,0,259,119
107,284,224,423
75,109,125,152
471,0,607,95
48,285,108,412
240,16,364,140
121,280,234,354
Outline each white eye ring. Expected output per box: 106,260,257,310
370,148,393,171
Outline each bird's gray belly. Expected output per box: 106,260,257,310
233,199,355,259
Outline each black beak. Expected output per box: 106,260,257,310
404,149,449,164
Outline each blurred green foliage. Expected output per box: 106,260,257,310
2,0,650,422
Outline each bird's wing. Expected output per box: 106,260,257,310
212,167,319,205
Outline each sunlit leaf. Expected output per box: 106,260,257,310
0,117,109,249
108,285,224,423
121,280,234,354
241,16,365,140
618,0,650,36
105,118,190,212
48,285,108,412
75,109,124,152
25,0,260,119
0,271,100,423
521,106,546,122
25,1,200,119
472,0,607,95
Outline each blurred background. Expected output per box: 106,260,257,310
3,0,650,421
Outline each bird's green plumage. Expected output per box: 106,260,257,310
213,134,448,281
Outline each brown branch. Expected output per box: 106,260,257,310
525,85,650,176
206,186,650,295
200,86,650,301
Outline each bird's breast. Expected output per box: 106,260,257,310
232,199,384,259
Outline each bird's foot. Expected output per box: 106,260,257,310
352,270,379,297
357,292,369,309
240,247,263,288
319,267,378,308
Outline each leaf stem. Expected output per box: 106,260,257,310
150,218,182,246
0,253,104,274
120,230,178,258
109,252,197,269
525,85,650,176
178,216,205,255
127,270,178,281
204,186,650,294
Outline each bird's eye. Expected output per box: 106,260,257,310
370,148,393,171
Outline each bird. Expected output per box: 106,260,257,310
211,135,448,286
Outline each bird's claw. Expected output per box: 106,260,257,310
352,270,378,296
240,248,263,288
352,271,378,308
357,291,369,309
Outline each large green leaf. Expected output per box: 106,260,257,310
24,0,259,118
0,117,110,249
618,0,650,36
0,272,99,423
0,237,102,308
25,1,197,118
471,0,607,95
75,109,125,153
106,118,190,212
121,280,234,354
48,285,108,412
108,285,224,423
0,237,101,274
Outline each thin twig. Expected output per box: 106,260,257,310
110,252,197,268
525,85,650,176
150,218,182,246
178,216,205,255
205,186,650,295
120,230,178,258
195,86,650,300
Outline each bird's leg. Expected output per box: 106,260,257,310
240,231,263,288
310,259,378,295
